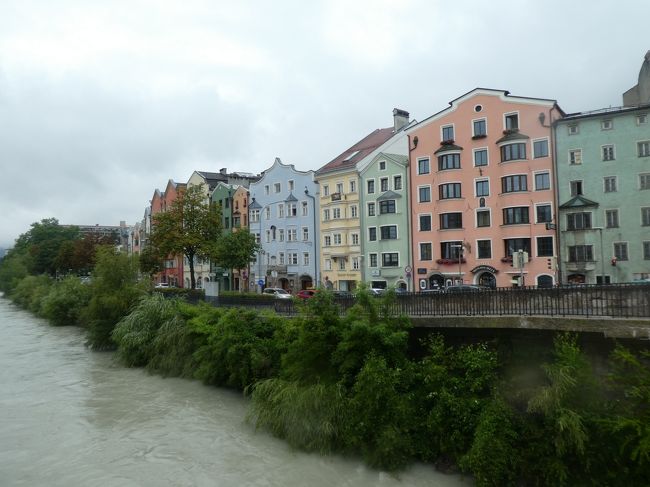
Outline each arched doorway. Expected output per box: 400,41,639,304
537,275,554,288
279,277,289,290
396,280,407,291
567,274,586,284
429,273,445,289
477,272,496,289
300,275,313,290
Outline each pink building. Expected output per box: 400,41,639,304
407,89,564,290
150,180,186,287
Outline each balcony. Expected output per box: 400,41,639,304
331,192,342,201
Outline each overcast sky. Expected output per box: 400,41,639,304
1,0,648,249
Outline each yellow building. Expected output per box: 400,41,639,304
315,110,410,291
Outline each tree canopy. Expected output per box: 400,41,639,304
213,230,260,289
149,185,222,289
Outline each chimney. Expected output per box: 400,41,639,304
393,108,409,132
219,168,228,175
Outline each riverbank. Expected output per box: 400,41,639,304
3,267,650,485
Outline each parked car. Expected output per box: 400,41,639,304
369,288,386,296
420,287,443,295
332,290,354,298
445,284,491,293
296,289,317,300
154,282,170,289
262,287,292,299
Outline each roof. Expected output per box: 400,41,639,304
377,190,402,201
559,195,599,209
285,192,298,202
316,127,396,175
434,143,464,154
495,130,530,144
556,102,650,123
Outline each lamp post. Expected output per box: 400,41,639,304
594,227,605,284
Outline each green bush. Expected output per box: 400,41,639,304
41,276,91,326
10,274,52,315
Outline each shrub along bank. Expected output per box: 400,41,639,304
3,273,650,485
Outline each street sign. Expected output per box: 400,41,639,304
271,271,278,278
404,265,412,274
257,279,264,286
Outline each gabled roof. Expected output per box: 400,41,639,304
559,195,599,209
316,127,396,175
249,199,262,209
285,192,298,202
434,143,464,154
495,130,530,144
377,190,402,201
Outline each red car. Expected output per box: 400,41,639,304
296,289,317,300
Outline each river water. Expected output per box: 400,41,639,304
0,298,467,487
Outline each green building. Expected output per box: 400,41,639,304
359,152,412,290
554,104,650,283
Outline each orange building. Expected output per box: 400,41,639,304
407,89,564,290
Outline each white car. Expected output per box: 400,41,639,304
155,282,170,289
262,288,292,299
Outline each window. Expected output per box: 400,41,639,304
288,180,294,191
604,176,617,193
351,233,359,245
475,180,489,197
420,243,432,261
601,119,613,130
638,141,650,157
537,237,554,257
438,153,461,170
477,240,492,259
505,113,519,130
351,205,358,218
323,184,329,196
302,227,309,241
303,253,310,266
291,253,300,266
567,212,592,230
638,114,648,125
380,225,397,240
368,203,375,216
602,145,615,161
440,212,463,229
419,214,432,231
569,149,582,165
533,139,549,158
368,227,377,241
288,228,297,241
336,182,343,194
279,252,285,265
250,209,260,223
323,209,330,221
325,259,332,270
350,180,357,193
476,210,491,227
332,208,341,219
503,207,530,225
643,207,650,226
441,241,463,259
474,149,488,167
274,183,281,193
606,209,619,228
380,177,389,192
614,242,628,261
352,257,360,270
265,230,271,243
501,143,527,162
288,203,297,216
265,207,271,220
504,238,531,257
278,229,284,242
535,172,550,191
367,180,375,194
333,234,342,245
393,175,402,190
502,175,527,193
324,235,331,247
473,119,487,137
442,125,454,141
380,200,396,214
418,158,430,175
338,259,346,270
570,180,583,196
369,254,378,267
644,241,650,260
536,204,552,223
382,253,399,267
641,174,650,190
568,124,579,135
302,202,308,216
568,245,593,262
439,183,462,199
379,160,386,170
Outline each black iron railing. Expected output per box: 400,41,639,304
202,283,650,319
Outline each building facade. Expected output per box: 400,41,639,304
555,104,650,283
248,158,318,293
407,89,564,290
359,152,411,290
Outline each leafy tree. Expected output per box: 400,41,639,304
138,245,164,277
12,218,79,275
149,185,222,289
0,252,29,293
213,230,260,291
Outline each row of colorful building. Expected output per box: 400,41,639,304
128,52,650,293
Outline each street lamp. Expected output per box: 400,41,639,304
451,244,463,284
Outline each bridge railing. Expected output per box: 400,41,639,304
204,283,650,318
